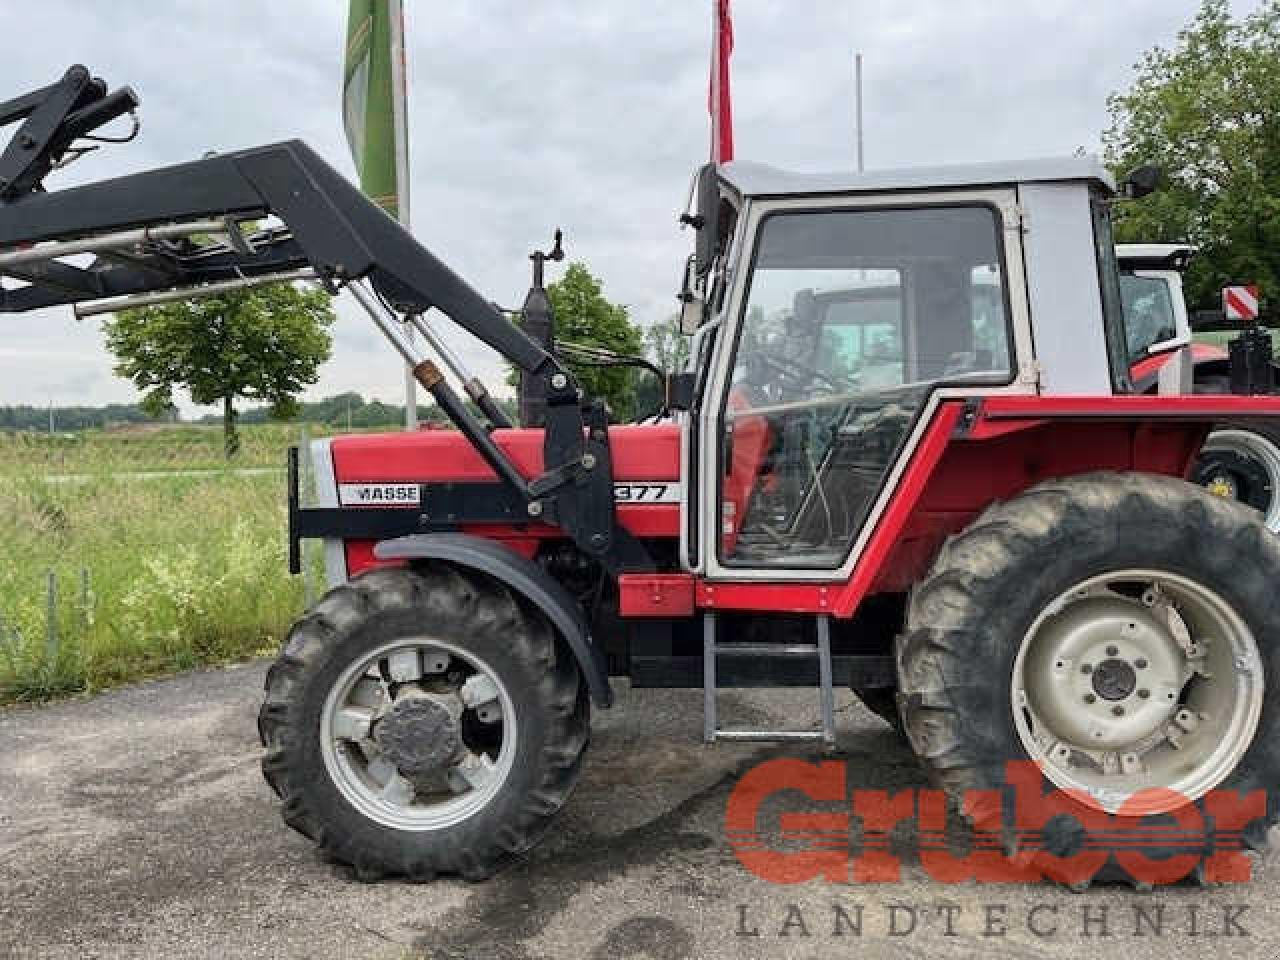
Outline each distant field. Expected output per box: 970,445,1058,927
0,422,302,475
0,424,337,704
1193,328,1280,350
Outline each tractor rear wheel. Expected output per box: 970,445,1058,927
259,564,588,881
1192,423,1280,533
897,472,1280,887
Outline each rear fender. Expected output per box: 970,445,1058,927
373,533,613,707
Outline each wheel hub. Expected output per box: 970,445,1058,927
1012,570,1264,813
1020,597,1184,750
1092,658,1136,701
320,638,517,831
374,690,463,778
1204,472,1238,500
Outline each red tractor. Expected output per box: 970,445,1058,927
1119,244,1280,530
5,68,1280,886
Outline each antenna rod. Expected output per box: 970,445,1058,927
855,52,865,173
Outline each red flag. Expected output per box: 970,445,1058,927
710,0,734,163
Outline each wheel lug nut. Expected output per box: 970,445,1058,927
1138,689,1150,699
1081,663,1093,674
1084,694,1097,704
1106,645,1119,657
1135,658,1148,669
1112,705,1125,717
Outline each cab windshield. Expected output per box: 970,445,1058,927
730,207,1013,408
1120,272,1178,360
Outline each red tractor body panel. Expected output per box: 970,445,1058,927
329,394,1280,616
331,422,682,484
859,394,1280,601
332,423,681,575
688,395,1246,615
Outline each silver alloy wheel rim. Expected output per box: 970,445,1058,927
320,637,517,831
1011,569,1263,814
1202,428,1280,532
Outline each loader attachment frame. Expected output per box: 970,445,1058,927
0,67,651,574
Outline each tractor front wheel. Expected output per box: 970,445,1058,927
897,473,1280,886
258,564,588,881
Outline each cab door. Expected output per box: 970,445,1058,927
695,191,1025,580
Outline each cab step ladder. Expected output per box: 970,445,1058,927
702,612,837,746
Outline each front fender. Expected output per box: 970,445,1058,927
373,533,613,708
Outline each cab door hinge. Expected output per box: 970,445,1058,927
1003,203,1030,235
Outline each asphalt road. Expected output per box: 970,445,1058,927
2,662,1277,959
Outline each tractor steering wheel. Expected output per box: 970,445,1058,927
759,353,859,396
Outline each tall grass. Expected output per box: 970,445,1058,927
0,464,308,704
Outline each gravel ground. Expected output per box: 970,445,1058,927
2,661,1277,959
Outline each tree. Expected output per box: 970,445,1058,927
103,282,335,456
644,313,691,374
632,314,692,418
545,262,644,420
1104,0,1280,315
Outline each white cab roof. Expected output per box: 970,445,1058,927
718,155,1115,198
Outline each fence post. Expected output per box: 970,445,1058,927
80,567,92,628
0,611,14,662
45,570,59,662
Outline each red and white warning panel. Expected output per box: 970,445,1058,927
1224,284,1260,322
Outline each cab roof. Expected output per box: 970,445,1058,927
717,155,1115,199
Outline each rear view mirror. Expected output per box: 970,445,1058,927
1122,165,1164,200
666,371,695,411
693,163,720,277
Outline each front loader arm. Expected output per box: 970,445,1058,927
0,140,554,376
0,67,653,574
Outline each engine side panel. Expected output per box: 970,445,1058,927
328,423,681,578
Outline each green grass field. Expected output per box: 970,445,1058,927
1193,328,1280,350
0,424,324,704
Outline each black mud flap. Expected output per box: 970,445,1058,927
374,533,613,708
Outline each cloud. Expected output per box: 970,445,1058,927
0,0,1251,413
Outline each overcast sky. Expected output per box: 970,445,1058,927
0,1,1254,413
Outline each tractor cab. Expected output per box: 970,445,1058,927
1117,243,1196,362
681,157,1129,578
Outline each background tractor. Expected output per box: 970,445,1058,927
1119,244,1280,531
4,68,1280,886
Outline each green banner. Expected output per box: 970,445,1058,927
343,0,400,219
